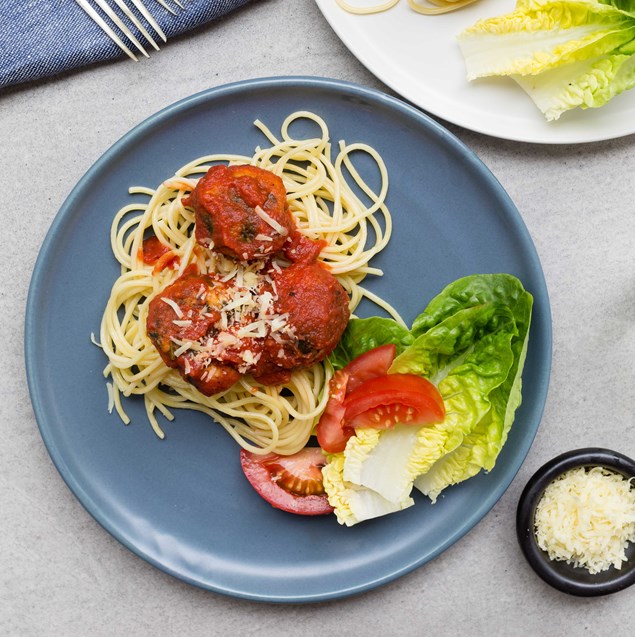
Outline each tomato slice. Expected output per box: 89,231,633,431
316,370,352,454
316,344,398,453
343,374,445,429
343,343,396,393
239,447,333,515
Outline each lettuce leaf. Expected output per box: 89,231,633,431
322,450,415,527
512,52,635,121
457,0,635,120
322,274,533,525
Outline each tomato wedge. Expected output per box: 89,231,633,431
239,447,333,515
342,343,396,393
315,346,445,453
316,344,397,453
343,374,445,429
316,370,352,454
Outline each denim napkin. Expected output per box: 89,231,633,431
0,0,253,89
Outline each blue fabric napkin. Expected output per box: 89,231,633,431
0,0,253,89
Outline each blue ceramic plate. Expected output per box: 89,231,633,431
25,77,551,602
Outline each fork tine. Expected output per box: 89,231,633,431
75,0,138,61
128,0,168,42
154,0,177,15
111,0,161,51
92,0,150,58
76,0,183,61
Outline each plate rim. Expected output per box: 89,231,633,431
25,75,552,602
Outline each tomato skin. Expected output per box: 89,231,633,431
315,345,398,454
239,448,333,516
343,374,445,428
342,343,396,393
315,347,445,453
316,370,353,454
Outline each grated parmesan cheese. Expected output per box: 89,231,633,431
161,296,184,318
534,466,635,574
171,338,194,357
254,204,288,236
161,257,296,376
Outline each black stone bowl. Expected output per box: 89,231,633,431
517,448,635,597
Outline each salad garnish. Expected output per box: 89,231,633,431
458,0,635,121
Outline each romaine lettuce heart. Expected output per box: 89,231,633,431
322,274,533,526
457,0,635,120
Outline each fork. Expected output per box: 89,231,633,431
75,0,185,62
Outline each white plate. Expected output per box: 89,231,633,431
315,0,635,143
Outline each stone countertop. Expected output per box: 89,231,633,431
2,1,634,634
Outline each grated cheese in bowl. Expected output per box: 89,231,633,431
534,466,635,574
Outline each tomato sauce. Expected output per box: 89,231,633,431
146,164,350,396
146,262,349,394
283,229,327,264
146,273,221,355
263,262,350,374
185,164,295,261
139,236,180,273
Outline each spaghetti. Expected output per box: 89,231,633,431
335,0,480,16
98,111,397,455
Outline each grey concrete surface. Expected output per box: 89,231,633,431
1,0,634,635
